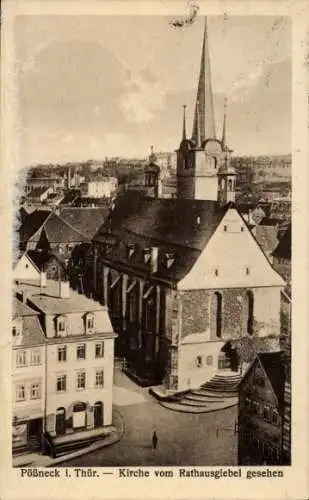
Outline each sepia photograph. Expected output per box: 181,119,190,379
9,11,294,472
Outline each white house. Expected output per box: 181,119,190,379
15,278,116,437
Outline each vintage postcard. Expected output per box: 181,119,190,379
0,0,308,499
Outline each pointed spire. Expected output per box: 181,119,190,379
196,100,201,148
182,104,187,140
192,17,216,146
222,97,227,149
149,145,157,163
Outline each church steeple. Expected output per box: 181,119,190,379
222,97,227,150
182,105,187,140
191,17,216,145
176,16,234,202
195,100,202,148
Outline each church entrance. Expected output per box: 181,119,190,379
218,342,240,372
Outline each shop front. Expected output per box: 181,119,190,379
12,415,43,453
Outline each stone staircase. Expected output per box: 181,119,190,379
200,372,241,396
159,372,241,414
43,427,113,458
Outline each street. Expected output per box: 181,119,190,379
60,369,237,467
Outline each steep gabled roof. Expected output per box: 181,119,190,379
19,209,51,244
13,297,38,318
13,297,46,346
42,212,86,243
27,250,66,269
240,351,285,410
254,224,279,257
258,352,285,409
93,191,228,282
59,190,81,206
271,223,291,260
60,207,109,239
27,187,50,198
95,191,226,250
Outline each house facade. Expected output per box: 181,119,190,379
15,279,116,438
238,352,285,465
12,297,46,452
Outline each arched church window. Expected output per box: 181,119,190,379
228,179,233,191
247,290,254,335
213,292,222,338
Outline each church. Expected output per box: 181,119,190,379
92,19,285,393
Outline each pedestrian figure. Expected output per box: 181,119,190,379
152,431,158,450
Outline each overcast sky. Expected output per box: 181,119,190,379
15,15,291,166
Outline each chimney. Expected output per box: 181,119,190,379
59,281,70,299
150,247,159,274
40,271,47,288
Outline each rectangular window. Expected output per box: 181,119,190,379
16,351,27,367
143,249,151,264
95,370,104,388
30,383,41,399
76,344,86,360
206,355,213,366
87,316,94,330
76,371,86,390
252,400,259,415
128,291,138,323
95,342,104,358
16,384,26,401
263,405,270,422
58,318,66,332
56,375,66,392
86,314,94,332
12,326,20,338
58,346,67,362
171,353,178,374
31,350,41,366
271,409,280,425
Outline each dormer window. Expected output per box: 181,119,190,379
12,326,20,338
57,316,67,337
144,248,151,264
12,319,22,345
85,312,95,334
127,244,135,259
165,253,175,269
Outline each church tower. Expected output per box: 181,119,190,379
176,18,227,201
144,146,162,198
217,99,236,205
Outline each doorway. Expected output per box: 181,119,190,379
72,402,87,430
93,402,103,428
55,408,66,435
